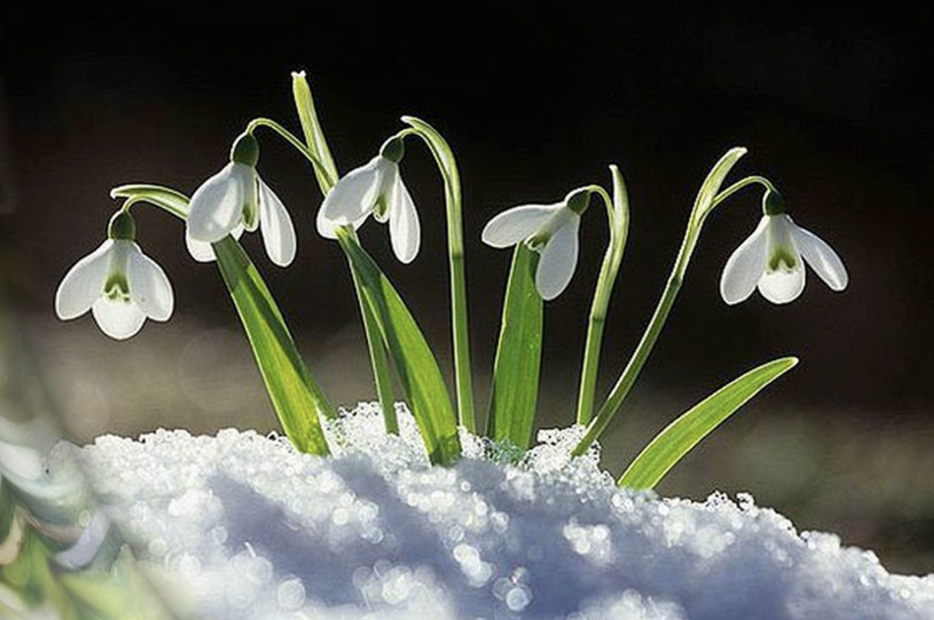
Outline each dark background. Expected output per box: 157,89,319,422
1,5,931,572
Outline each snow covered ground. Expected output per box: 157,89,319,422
69,403,933,620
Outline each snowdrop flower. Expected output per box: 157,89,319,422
316,137,420,263
720,190,848,305
187,132,296,266
55,211,174,340
482,188,591,301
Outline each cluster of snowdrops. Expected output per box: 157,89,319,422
53,71,848,483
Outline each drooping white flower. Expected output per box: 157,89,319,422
720,191,848,305
482,189,590,301
186,132,296,267
316,138,420,264
55,212,174,340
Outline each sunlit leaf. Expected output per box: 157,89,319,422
292,71,339,194
213,237,334,455
336,230,461,465
618,357,798,489
487,244,543,450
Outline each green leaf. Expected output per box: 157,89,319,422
109,184,190,220
0,477,14,546
292,71,339,194
691,147,747,226
487,244,543,450
213,237,334,455
618,357,798,489
336,230,461,465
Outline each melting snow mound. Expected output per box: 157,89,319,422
75,403,934,620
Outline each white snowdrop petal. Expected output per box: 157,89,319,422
91,297,146,340
720,217,770,305
535,212,580,301
239,166,260,232
55,240,113,320
258,179,297,267
126,244,174,321
758,263,805,304
481,204,560,248
187,163,247,243
388,172,420,263
56,511,110,569
318,157,382,233
793,224,848,292
185,232,217,263
185,225,245,263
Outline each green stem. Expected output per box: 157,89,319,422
348,229,398,433
245,117,336,189
572,161,769,456
575,171,629,426
400,117,476,432
258,101,397,433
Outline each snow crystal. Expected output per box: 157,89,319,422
69,402,934,620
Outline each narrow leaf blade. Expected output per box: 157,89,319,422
292,71,339,194
337,231,461,465
488,244,543,450
213,237,333,455
618,357,798,489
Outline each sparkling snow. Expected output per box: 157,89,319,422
64,402,933,620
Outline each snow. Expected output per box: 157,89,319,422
60,402,934,620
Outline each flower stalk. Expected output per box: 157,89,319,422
573,148,752,455
575,167,630,426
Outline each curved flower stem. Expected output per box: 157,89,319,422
254,106,398,430
112,185,190,221
575,169,630,426
245,117,337,189
400,117,476,433
572,151,770,456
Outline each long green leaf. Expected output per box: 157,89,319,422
336,230,461,465
618,357,798,489
487,244,543,450
213,237,334,455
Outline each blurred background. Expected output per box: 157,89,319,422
1,4,930,574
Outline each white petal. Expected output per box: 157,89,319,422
126,242,174,321
317,157,382,236
258,179,297,267
719,216,770,305
186,225,244,262
91,297,146,340
55,239,113,320
372,159,396,224
481,204,562,248
187,163,250,243
388,171,420,263
535,211,580,301
186,231,217,263
792,223,848,292
758,261,806,304
56,511,110,570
